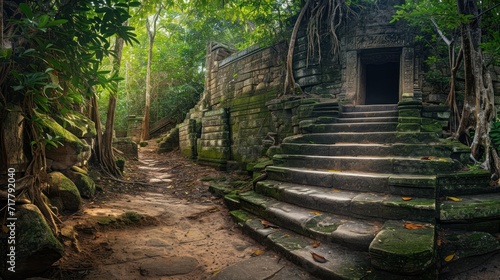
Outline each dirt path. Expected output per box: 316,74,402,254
50,141,268,279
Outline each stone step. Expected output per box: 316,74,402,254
280,142,462,158
439,192,500,222
309,109,339,117
341,110,398,119
342,104,398,112
273,154,462,175
369,220,435,275
300,122,398,133
313,102,340,109
235,193,382,250
251,183,436,222
229,209,376,279
265,167,436,197
336,116,399,123
230,210,434,279
438,230,500,276
283,132,440,145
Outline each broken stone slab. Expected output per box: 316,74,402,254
139,256,198,276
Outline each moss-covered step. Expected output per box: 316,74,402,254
437,171,496,196
342,104,398,112
265,167,436,197
336,116,399,123
280,142,463,158
340,111,399,120
236,194,382,250
245,183,435,222
283,132,440,145
438,230,500,276
272,154,462,175
233,210,375,279
369,220,435,275
440,192,500,222
300,122,398,134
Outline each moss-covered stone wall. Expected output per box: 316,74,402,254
179,42,288,169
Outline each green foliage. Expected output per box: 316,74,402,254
2,0,138,148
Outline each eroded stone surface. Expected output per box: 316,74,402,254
139,256,199,276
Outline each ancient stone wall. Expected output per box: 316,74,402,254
179,42,287,169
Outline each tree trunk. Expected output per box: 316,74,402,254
141,9,161,141
455,0,499,174
283,0,311,96
91,33,125,177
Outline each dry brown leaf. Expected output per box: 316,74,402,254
404,222,426,230
311,252,328,263
251,249,266,257
446,196,463,202
421,156,436,160
261,220,279,229
310,211,322,216
402,197,412,201
1,225,8,233
331,189,342,193
312,240,321,248
444,254,455,262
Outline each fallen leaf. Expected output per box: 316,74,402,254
311,252,328,263
312,240,321,248
1,225,8,233
446,196,463,202
331,189,342,193
261,220,279,229
251,249,266,256
310,211,322,216
444,254,455,262
402,197,412,201
421,156,436,160
404,222,426,230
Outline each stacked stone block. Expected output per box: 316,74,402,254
179,119,198,159
197,109,230,169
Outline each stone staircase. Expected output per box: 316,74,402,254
225,102,500,279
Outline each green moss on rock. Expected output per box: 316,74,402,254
1,204,64,279
47,171,82,211
369,220,435,274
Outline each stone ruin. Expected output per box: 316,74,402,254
179,0,500,278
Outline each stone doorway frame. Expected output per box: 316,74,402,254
345,37,414,105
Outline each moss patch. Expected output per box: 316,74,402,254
369,220,435,274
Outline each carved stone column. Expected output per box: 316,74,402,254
345,51,358,103
401,47,415,99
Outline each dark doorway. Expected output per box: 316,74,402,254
365,62,400,104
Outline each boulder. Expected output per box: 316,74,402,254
46,172,82,212
62,169,96,198
0,204,64,279
40,114,91,170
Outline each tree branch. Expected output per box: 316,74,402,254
430,16,452,46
